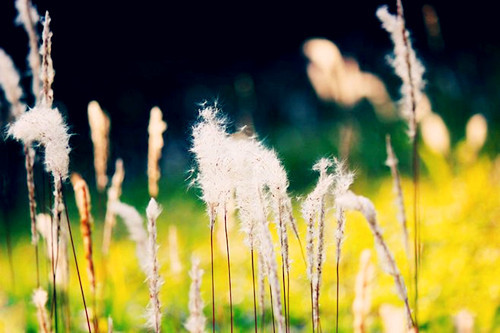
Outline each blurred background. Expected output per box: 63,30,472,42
1,0,500,331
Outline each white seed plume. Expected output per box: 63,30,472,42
185,256,206,333
110,201,148,273
36,213,69,289
148,106,167,198
32,287,51,333
0,49,25,119
145,198,164,332
102,158,125,255
352,250,375,333
336,190,414,329
191,105,234,225
332,158,354,265
377,2,425,139
88,100,110,191
15,0,41,99
301,158,335,328
385,135,410,258
8,105,70,180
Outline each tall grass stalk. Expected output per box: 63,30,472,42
148,106,167,198
222,206,234,332
376,1,426,325
33,287,52,333
102,158,125,255
185,257,206,333
352,250,374,333
337,190,415,329
71,173,98,332
88,100,110,192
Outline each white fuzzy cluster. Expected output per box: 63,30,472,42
191,105,234,225
377,4,425,139
185,257,206,333
0,49,25,119
8,106,71,179
110,201,149,273
145,198,164,332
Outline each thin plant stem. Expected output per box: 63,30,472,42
24,146,40,287
336,260,339,333
62,184,92,333
310,282,315,333
210,217,215,333
287,272,290,332
269,285,276,333
413,135,420,330
223,208,234,333
251,249,258,333
281,257,288,333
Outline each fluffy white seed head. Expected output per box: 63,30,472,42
146,197,163,222
0,49,25,119
185,256,206,333
8,106,71,179
377,5,425,139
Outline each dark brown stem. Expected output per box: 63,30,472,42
287,271,290,331
269,285,276,333
251,249,258,333
310,282,315,333
336,259,339,333
281,255,288,333
210,214,216,333
413,132,420,330
61,182,92,333
223,208,234,333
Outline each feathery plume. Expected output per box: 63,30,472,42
376,2,425,139
336,191,415,329
110,201,148,273
145,198,164,332
385,135,410,258
88,100,110,191
301,157,335,330
352,250,375,333
39,12,54,107
15,0,41,99
71,173,95,293
102,158,125,255
168,225,182,274
8,106,70,180
0,49,25,119
148,106,167,198
36,213,69,288
32,287,52,333
185,256,206,333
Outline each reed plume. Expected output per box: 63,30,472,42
32,287,52,333
0,49,26,119
385,135,410,258
70,173,99,332
336,190,415,329
377,1,426,323
15,0,41,99
102,158,125,255
352,250,375,333
148,106,167,198
301,158,335,331
185,256,206,333
146,198,164,332
88,100,110,192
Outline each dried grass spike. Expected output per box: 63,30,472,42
0,49,25,119
88,100,110,191
148,106,167,198
102,158,125,255
32,287,52,333
39,11,54,107
185,256,206,333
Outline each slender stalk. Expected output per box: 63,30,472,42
25,146,40,286
310,282,315,333
223,207,234,333
251,249,258,333
336,260,339,333
62,183,92,333
281,261,288,333
287,272,290,331
210,216,215,333
412,134,420,328
269,285,276,333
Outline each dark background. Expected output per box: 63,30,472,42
1,0,499,209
